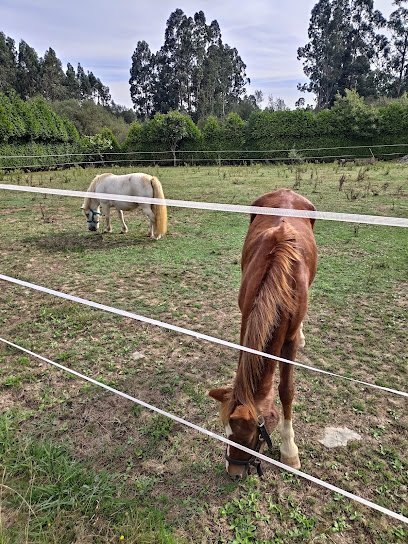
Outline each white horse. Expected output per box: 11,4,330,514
81,173,167,240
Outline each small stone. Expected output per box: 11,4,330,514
131,351,145,360
319,427,361,448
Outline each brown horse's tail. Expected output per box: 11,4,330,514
150,176,168,239
234,222,301,416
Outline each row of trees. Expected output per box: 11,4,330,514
298,0,408,108
0,32,111,104
122,91,408,160
129,9,250,120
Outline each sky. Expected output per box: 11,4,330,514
0,0,397,109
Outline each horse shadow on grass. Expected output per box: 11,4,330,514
24,230,155,254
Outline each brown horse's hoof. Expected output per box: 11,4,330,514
280,455,301,469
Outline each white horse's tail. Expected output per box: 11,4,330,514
151,176,167,238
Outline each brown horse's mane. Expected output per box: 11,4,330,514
231,222,301,418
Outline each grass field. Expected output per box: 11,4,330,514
0,161,407,543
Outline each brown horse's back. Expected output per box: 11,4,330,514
237,189,317,380
244,189,317,281
240,189,317,329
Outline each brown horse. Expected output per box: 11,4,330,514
209,189,317,479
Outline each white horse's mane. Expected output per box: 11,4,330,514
83,173,113,209
89,172,113,191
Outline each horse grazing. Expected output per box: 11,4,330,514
209,189,317,479
82,173,167,239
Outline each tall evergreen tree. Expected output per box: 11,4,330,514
161,9,194,112
387,0,408,96
88,71,98,100
191,11,210,113
298,0,387,108
129,9,249,119
0,33,17,93
76,63,91,99
96,79,111,106
129,40,156,118
16,40,42,99
0,33,110,107
41,47,66,100
64,62,80,99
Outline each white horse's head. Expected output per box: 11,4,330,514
81,204,101,232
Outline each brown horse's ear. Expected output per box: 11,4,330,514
208,387,232,403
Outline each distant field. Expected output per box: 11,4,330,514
0,161,407,543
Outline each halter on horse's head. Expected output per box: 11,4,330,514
208,387,275,479
82,204,101,231
224,414,274,478
85,208,101,231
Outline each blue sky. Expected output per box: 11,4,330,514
1,0,397,109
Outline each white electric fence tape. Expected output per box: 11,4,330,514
0,336,406,524
0,184,407,227
0,274,406,398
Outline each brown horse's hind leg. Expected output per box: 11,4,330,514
278,339,301,469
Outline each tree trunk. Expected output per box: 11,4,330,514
397,35,408,97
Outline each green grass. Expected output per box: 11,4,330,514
0,161,407,542
0,410,181,544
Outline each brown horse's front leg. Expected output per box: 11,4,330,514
278,339,301,469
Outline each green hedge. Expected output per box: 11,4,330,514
0,92,80,145
0,134,122,171
2,91,408,170
0,141,86,170
122,93,408,164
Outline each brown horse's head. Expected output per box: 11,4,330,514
209,387,278,479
